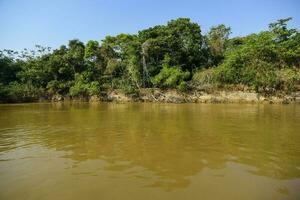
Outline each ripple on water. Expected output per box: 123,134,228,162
0,103,300,200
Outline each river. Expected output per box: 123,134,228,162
0,103,299,200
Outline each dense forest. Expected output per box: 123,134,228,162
0,18,299,102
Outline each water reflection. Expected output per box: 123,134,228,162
0,103,300,197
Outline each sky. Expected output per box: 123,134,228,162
0,0,299,51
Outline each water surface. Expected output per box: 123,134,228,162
0,103,299,200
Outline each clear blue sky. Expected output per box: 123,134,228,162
0,0,299,51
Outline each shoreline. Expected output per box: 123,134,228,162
1,89,300,104
23,89,300,104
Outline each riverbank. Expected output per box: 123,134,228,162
45,89,300,104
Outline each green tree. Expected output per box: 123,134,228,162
67,39,85,73
0,50,20,84
139,18,205,74
269,17,297,42
151,55,190,89
206,24,231,66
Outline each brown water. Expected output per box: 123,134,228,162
0,103,299,200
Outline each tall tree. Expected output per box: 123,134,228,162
67,39,85,73
269,17,297,42
206,24,231,66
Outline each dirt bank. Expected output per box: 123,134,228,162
49,89,300,104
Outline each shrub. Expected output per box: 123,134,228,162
276,68,300,92
212,29,300,93
69,73,100,96
47,80,74,95
0,82,41,102
192,68,216,85
177,81,188,92
152,66,190,88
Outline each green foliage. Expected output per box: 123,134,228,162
276,68,300,92
0,50,21,84
213,23,300,93
105,59,123,76
269,17,297,42
69,73,100,96
126,55,141,88
206,24,231,66
192,68,216,85
0,17,299,103
151,55,190,89
84,40,99,61
84,40,105,75
177,81,188,92
67,39,85,73
1,82,41,103
138,18,205,74
46,80,74,95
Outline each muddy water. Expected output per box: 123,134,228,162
0,103,299,200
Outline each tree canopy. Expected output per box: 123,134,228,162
0,18,299,102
